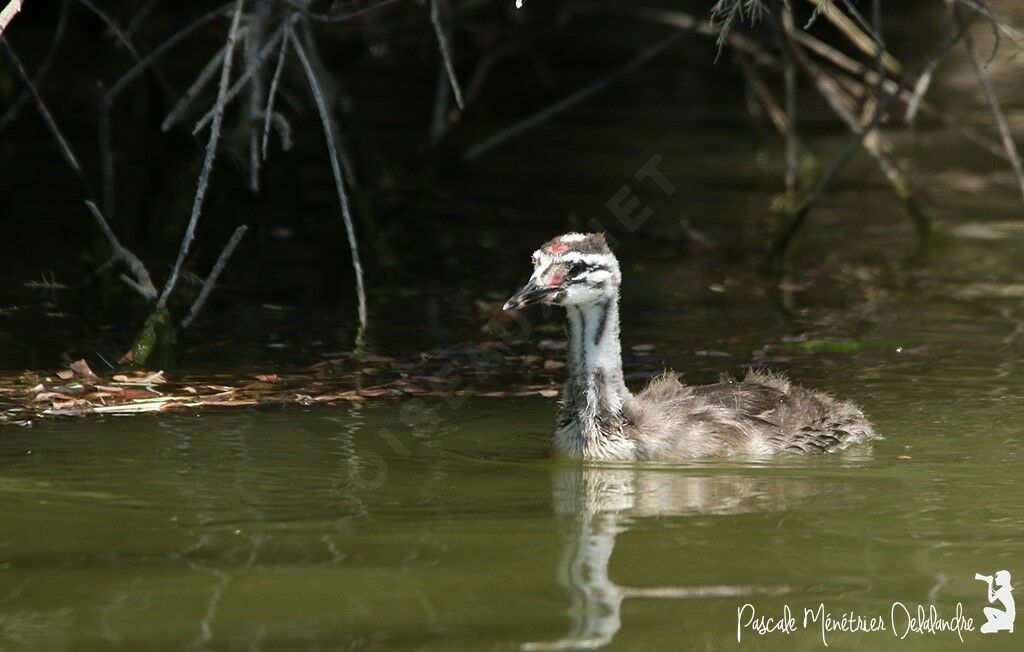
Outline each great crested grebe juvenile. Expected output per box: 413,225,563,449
503,232,877,461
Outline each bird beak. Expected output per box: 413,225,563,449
503,279,557,311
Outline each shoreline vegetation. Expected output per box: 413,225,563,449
0,343,568,424
1,0,1023,392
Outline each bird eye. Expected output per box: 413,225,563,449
567,261,587,277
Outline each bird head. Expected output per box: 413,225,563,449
503,233,620,311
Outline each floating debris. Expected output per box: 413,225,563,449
0,335,677,424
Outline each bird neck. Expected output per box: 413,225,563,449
563,294,632,426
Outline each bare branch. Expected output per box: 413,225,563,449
768,13,971,264
161,44,228,132
429,0,464,110
106,4,231,102
785,16,928,236
956,0,1024,51
85,201,158,300
74,0,140,60
0,37,83,176
0,0,69,130
290,27,368,334
569,3,778,67
805,0,900,76
835,0,883,46
261,20,290,159
191,19,291,135
245,19,264,192
463,30,685,161
904,56,940,123
157,0,245,310
266,112,292,152
582,2,1004,162
957,6,1024,202
181,225,249,329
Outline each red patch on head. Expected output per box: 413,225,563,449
549,244,569,254
548,273,564,287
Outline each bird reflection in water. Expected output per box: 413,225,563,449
522,464,817,650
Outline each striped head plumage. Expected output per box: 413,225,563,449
503,233,621,311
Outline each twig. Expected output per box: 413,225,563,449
785,17,927,237
191,19,290,135
805,0,900,76
0,0,24,36
792,28,1005,160
463,30,684,161
584,2,1004,162
245,19,264,192
569,2,778,67
85,201,158,300
835,0,883,46
957,6,1024,202
106,3,231,101
904,55,941,123
956,0,1024,50
157,0,245,310
871,0,884,99
985,11,1002,66
74,0,140,59
161,44,228,132
0,37,83,176
429,0,464,110
0,0,69,130
1,35,156,295
261,20,290,159
297,16,361,193
290,27,368,335
181,225,248,329
268,112,292,151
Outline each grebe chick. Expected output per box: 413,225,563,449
502,232,877,461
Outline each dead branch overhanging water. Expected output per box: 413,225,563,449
766,11,975,267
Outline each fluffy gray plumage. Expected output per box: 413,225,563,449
627,369,876,458
505,233,878,461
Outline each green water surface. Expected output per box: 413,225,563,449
3,6,1024,647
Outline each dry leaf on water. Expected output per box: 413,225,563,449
69,359,98,378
